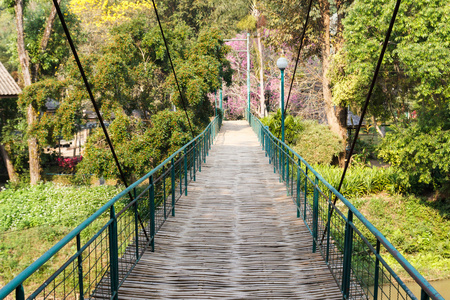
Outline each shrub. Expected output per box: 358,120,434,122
77,110,198,182
260,109,304,144
293,120,343,165
314,164,397,198
377,123,450,193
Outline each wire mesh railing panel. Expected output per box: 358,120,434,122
247,112,444,300
0,116,221,300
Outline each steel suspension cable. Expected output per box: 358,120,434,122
52,0,149,241
150,0,195,139
283,0,314,116
321,0,402,245
275,0,314,141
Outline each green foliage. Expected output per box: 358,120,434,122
0,182,123,231
378,121,450,193
237,15,257,31
350,194,450,280
293,120,343,165
24,0,81,78
315,164,396,198
261,112,343,165
260,110,304,144
1,119,30,176
77,111,197,182
157,0,249,36
168,27,233,124
0,182,124,285
17,78,84,146
332,0,450,121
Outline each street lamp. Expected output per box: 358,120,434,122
277,55,288,143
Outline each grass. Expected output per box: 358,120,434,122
0,182,123,231
0,182,124,293
350,193,450,281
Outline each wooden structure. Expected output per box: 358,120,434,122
117,121,341,299
0,62,21,98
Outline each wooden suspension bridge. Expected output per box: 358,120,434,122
116,120,342,299
0,117,444,300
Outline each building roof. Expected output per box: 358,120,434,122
347,109,365,128
0,62,22,98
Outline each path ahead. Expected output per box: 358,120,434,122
119,121,341,299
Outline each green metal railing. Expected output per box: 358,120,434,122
248,112,444,300
0,116,221,300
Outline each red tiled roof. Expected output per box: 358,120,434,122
0,62,22,98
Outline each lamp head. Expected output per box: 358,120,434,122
277,56,288,70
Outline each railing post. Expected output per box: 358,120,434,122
260,126,264,148
278,145,282,181
373,240,381,300
15,284,25,300
184,148,188,196
296,159,301,218
421,290,430,300
108,206,119,300
199,138,202,172
326,190,332,264
193,140,196,181
171,158,175,217
273,141,277,173
179,158,182,196
342,210,354,299
312,176,319,253
304,168,308,220
149,175,155,252
205,132,209,159
76,234,85,300
133,188,139,260
282,145,285,182
286,151,290,196
163,166,166,219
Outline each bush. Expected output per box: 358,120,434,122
260,109,304,144
293,120,343,165
314,164,397,198
77,110,199,182
377,123,450,193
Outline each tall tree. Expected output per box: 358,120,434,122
262,0,351,164
14,0,40,184
11,0,73,184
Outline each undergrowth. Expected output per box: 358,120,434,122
0,183,124,291
350,194,450,281
0,182,123,231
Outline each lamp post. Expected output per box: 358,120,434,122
277,56,288,143
214,90,217,116
247,33,251,121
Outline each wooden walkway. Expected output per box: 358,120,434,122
118,120,342,299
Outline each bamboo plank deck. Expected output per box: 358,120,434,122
118,120,342,299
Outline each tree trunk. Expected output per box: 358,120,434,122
256,29,266,117
319,0,347,166
15,0,41,184
0,144,19,183
372,116,386,138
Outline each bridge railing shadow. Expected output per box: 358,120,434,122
248,111,444,300
0,116,222,300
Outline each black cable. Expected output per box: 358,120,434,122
320,0,402,245
283,0,314,116
150,0,196,139
275,0,314,141
52,0,149,241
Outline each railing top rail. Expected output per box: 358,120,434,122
251,113,443,300
0,116,219,299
